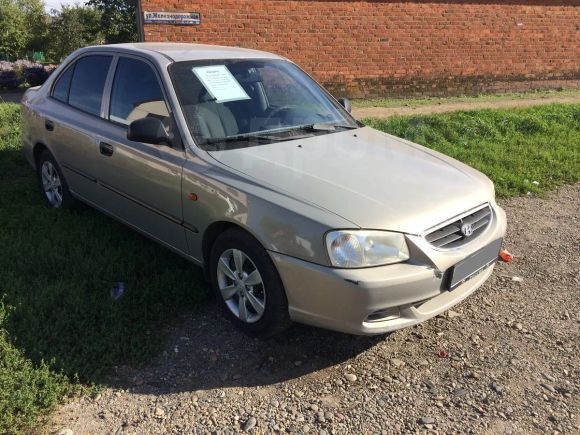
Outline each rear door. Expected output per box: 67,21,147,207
43,54,113,199
92,55,188,253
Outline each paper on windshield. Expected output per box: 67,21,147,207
192,65,250,103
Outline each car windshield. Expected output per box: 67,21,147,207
169,59,359,149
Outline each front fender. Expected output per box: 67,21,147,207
181,153,355,266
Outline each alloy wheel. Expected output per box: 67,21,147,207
41,161,63,208
216,248,266,323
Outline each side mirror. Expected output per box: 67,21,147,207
127,117,172,146
338,98,352,113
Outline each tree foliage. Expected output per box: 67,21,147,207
87,0,138,44
0,0,47,59
0,0,138,62
47,5,104,61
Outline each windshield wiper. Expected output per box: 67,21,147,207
202,134,285,146
289,123,359,132
201,123,359,146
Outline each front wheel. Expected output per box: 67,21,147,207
209,228,291,337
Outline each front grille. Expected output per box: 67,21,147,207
425,205,492,249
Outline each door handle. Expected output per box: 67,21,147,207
45,120,54,131
99,142,114,157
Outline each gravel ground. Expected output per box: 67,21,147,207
52,184,580,435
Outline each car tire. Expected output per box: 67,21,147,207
210,227,292,338
37,149,76,209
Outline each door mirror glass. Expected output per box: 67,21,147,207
338,98,352,113
127,117,172,146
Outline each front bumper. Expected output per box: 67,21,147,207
270,204,507,335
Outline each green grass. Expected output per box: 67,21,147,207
0,302,80,434
0,103,208,434
0,102,579,434
352,88,580,109
365,104,580,197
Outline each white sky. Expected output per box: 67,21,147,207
44,0,83,12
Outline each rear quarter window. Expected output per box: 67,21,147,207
52,65,74,103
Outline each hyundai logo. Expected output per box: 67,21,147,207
461,223,474,237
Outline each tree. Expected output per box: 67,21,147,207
87,0,138,44
0,0,27,59
22,0,48,54
47,5,103,61
0,0,47,59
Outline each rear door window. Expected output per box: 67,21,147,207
109,57,169,125
68,55,113,116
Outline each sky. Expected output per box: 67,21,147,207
44,0,83,12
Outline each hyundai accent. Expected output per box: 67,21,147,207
21,43,507,336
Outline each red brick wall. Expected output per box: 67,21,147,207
141,1,580,97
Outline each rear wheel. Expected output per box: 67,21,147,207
37,150,76,209
210,228,291,337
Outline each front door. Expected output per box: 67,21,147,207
92,56,188,254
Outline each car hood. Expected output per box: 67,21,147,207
207,127,494,234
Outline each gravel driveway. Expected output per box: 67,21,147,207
351,94,580,119
52,184,580,435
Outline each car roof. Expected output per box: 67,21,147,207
92,42,284,62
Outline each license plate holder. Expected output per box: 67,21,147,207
448,238,503,290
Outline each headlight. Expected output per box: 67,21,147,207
325,230,410,268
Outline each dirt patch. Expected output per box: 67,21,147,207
352,95,580,119
0,90,25,104
52,185,580,434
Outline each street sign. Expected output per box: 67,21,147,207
143,11,201,25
